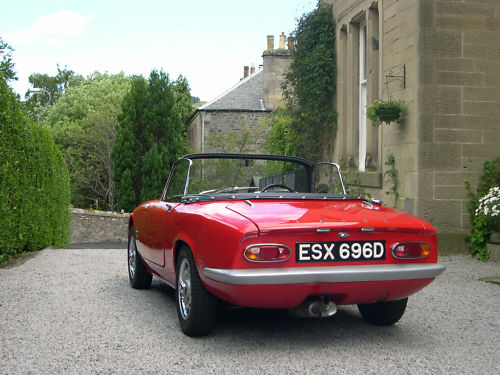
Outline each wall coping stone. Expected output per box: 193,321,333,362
71,207,130,218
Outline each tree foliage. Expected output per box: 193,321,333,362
28,65,83,102
263,108,294,156
112,70,192,212
0,37,16,82
0,73,70,262
265,5,337,162
41,73,131,210
21,65,83,122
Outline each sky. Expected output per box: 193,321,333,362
2,0,318,102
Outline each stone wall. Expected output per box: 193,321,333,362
189,110,271,153
329,0,421,210
322,0,500,252
326,0,500,232
187,111,203,153
418,0,500,230
70,208,129,243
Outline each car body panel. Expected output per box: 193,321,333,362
200,278,436,309
226,199,431,234
134,200,172,267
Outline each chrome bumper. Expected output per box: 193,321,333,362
204,263,445,286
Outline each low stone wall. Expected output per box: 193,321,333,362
436,227,469,255
70,208,129,243
487,232,500,262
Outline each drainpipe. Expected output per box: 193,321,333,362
201,110,205,179
201,110,205,154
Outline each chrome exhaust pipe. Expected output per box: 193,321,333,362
289,297,337,318
307,301,322,317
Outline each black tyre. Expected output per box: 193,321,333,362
128,226,152,289
176,246,217,337
357,297,408,326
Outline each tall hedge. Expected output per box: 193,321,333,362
0,74,70,261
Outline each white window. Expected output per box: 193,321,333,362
358,21,367,172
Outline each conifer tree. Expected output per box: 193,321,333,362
112,70,191,211
112,75,147,209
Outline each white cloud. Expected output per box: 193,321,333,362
5,10,93,45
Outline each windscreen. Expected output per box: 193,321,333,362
311,162,346,195
186,157,310,194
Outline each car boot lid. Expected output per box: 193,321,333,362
226,199,431,234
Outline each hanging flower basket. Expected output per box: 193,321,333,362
367,99,405,126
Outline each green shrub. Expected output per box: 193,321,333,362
0,74,70,262
465,157,500,260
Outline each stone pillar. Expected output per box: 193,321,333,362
334,26,348,165
366,6,380,169
346,22,360,168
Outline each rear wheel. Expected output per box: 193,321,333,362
176,246,217,336
357,297,408,326
128,226,152,289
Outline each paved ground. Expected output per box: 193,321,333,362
0,247,498,375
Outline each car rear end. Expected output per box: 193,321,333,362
201,198,445,311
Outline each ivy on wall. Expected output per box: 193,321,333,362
384,152,399,205
265,5,337,162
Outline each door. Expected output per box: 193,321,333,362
137,201,172,267
136,158,190,268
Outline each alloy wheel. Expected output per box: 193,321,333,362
128,240,136,279
177,257,192,320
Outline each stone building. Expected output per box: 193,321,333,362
187,33,292,153
321,0,500,250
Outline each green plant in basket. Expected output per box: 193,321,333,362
367,99,405,126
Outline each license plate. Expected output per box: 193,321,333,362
296,240,386,263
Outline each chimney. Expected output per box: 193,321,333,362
243,65,249,78
287,36,295,51
262,32,292,111
279,32,286,49
250,64,255,75
267,35,274,50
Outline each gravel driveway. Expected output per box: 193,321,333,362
1,247,498,375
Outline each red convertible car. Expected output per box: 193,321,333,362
128,153,445,336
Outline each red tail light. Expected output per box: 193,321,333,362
392,242,431,259
244,244,291,262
